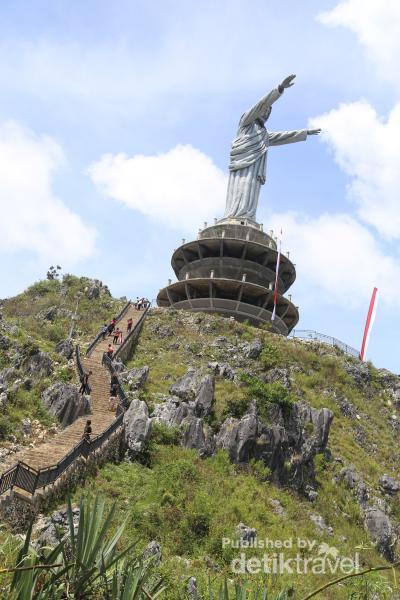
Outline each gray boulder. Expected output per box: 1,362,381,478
0,334,10,350
364,507,396,561
216,412,258,463
152,323,173,338
182,416,215,457
338,396,357,418
245,339,263,359
55,339,74,360
310,514,333,535
0,367,17,383
343,360,371,387
264,367,291,389
187,577,198,600
21,418,32,436
152,397,192,427
377,369,400,405
0,391,7,408
254,403,333,489
208,362,235,380
123,399,152,456
33,506,80,549
121,366,149,390
340,466,360,490
86,279,111,300
42,382,91,427
170,369,215,417
301,406,333,452
379,474,400,495
193,374,214,418
170,369,201,400
143,540,162,566
339,466,369,507
25,351,53,377
37,306,58,321
236,522,257,544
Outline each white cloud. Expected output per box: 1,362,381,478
318,0,400,86
268,212,400,308
0,121,96,263
309,101,400,240
88,144,227,231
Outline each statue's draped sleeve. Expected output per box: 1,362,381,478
268,130,308,146
240,88,282,127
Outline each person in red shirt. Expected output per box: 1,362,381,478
107,344,114,358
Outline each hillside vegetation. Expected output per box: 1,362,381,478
1,281,400,599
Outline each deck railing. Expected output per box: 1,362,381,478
289,329,359,358
0,303,149,497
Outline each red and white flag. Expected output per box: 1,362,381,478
271,230,282,321
359,287,379,361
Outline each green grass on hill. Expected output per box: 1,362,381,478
1,295,400,598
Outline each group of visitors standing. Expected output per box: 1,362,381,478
135,297,150,310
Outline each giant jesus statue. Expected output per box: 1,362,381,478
224,74,321,220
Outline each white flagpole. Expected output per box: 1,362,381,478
271,229,282,321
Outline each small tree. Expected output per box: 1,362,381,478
46,265,62,280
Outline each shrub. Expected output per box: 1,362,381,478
260,342,281,369
151,422,181,446
240,374,294,421
224,394,250,419
187,512,210,537
249,458,271,482
304,421,315,435
20,340,40,358
0,415,12,440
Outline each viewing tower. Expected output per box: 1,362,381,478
157,217,299,335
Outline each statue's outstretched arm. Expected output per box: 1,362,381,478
269,127,321,146
240,74,297,127
268,130,308,146
240,88,281,127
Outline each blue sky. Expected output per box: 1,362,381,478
0,0,399,371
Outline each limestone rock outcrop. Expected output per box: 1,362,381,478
123,399,152,456
42,382,91,427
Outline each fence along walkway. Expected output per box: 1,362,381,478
0,302,147,497
289,329,359,358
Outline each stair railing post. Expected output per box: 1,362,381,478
11,463,19,491
32,469,41,496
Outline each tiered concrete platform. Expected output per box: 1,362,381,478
157,218,299,335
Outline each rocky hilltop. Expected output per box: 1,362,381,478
1,279,400,598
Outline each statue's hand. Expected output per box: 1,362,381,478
307,128,321,135
278,74,296,93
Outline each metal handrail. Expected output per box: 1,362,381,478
289,329,359,358
0,303,149,497
75,345,92,394
113,304,149,361
86,301,132,357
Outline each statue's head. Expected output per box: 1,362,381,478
261,106,272,123
257,106,272,126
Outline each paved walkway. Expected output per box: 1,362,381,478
0,305,143,474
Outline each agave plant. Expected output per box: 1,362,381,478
6,495,164,599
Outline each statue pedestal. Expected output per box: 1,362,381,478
157,219,299,334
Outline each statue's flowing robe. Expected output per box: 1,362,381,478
224,87,308,220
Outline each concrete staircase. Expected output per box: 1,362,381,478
0,305,143,475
